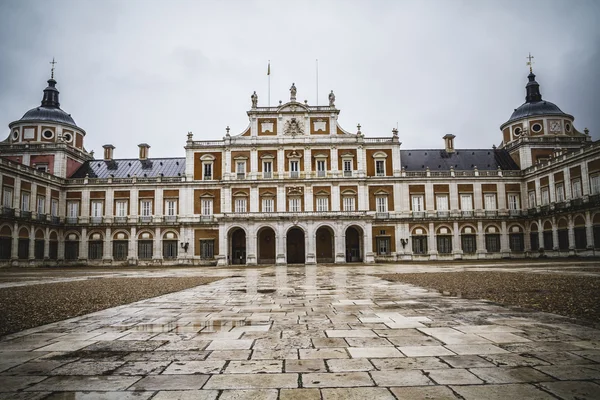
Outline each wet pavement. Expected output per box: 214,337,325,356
1,261,600,399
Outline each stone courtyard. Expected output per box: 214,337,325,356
1,262,600,399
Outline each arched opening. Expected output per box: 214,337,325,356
229,228,247,265
345,226,363,262
0,226,12,260
88,231,104,260
594,214,600,249
113,231,129,261
138,231,154,260
557,218,569,251
286,227,305,264
49,231,58,260
460,225,477,254
543,221,553,251
34,229,45,260
257,227,276,264
64,232,80,260
484,225,501,253
411,226,428,255
18,227,29,260
162,231,178,259
316,226,334,263
530,222,539,251
574,215,587,250
508,225,524,252
436,226,452,255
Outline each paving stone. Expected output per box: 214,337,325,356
397,345,455,357
535,365,600,380
112,361,171,375
129,375,209,390
538,381,600,400
321,387,395,400
370,369,433,386
284,359,326,373
386,335,442,346
347,346,404,358
49,361,125,375
480,353,550,367
279,388,321,400
299,348,348,359
224,360,282,373
158,341,210,351
345,337,393,347
371,356,449,370
527,351,595,365
326,330,377,338
152,390,219,400
206,350,251,360
469,366,555,383
123,351,210,361
451,383,556,399
218,389,278,400
327,358,374,372
2,360,69,375
312,338,347,348
162,360,226,374
0,376,48,391
571,349,600,363
203,373,298,389
389,386,458,399
303,372,374,387
475,332,531,343
252,349,299,360
424,368,484,385
44,392,154,400
444,344,508,355
438,354,495,368
205,339,254,350
26,376,141,392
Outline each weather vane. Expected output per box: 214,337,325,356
50,58,57,79
526,52,534,73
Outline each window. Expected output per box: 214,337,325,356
140,200,152,216
203,163,213,180
34,239,44,260
163,240,178,259
0,237,11,260
49,240,58,260
436,195,449,211
507,194,520,210
138,240,153,259
67,201,79,218
317,197,328,212
437,235,452,254
376,196,388,213
572,178,582,198
3,188,13,208
316,160,326,177
236,161,246,179
558,229,569,250
528,190,536,208
91,200,103,217
113,241,128,260
115,200,128,217
234,198,247,213
262,198,274,213
65,240,79,260
575,227,587,250
200,239,215,259
375,160,385,176
591,174,600,195
201,199,213,216
51,199,58,217
377,237,391,255
543,231,553,251
21,192,30,211
343,196,355,212
485,234,500,252
35,164,48,173
289,197,301,212
37,196,45,214
88,241,103,260
343,159,352,177
166,200,177,216
555,183,565,202
263,161,272,178
484,193,496,210
411,195,424,212
461,235,476,254
541,187,549,205
412,236,427,254
290,161,299,178
509,233,524,252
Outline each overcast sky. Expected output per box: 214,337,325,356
1,0,598,158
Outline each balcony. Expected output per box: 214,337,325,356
343,170,352,178
412,211,425,219
317,170,326,178
200,215,214,223
376,172,385,177
50,216,60,224
36,213,47,222
139,216,153,224
1,207,15,218
461,211,474,218
508,209,522,217
236,173,245,180
376,212,389,219
484,210,498,217
114,216,128,224
203,175,212,181
436,211,450,218
90,216,103,225
65,217,78,224
164,215,178,223
263,171,272,179
21,210,32,219
290,171,299,178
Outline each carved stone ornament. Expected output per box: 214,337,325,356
284,117,305,136
287,186,303,195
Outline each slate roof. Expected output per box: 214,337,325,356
20,106,78,126
400,149,520,171
70,158,186,178
506,100,570,124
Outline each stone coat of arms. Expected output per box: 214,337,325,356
284,117,304,136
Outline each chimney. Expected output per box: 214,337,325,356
443,134,456,153
138,143,150,160
103,144,115,161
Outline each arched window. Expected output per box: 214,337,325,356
0,226,12,260
163,231,178,259
113,231,129,261
65,232,80,260
485,225,501,253
436,226,452,254
557,219,569,251
508,225,524,252
411,227,428,255
138,231,153,260
543,221,553,251
88,232,104,260
574,215,587,250
461,226,477,254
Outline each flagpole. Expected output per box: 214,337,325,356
268,60,271,107
316,59,319,105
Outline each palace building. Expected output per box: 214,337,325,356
1,64,599,267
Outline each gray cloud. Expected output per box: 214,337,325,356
1,0,598,158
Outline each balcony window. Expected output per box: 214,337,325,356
201,199,213,216
290,161,299,178
200,239,214,259
572,178,582,198
558,229,569,250
263,161,272,178
203,162,213,181
484,193,496,210
375,160,385,177
507,194,520,210
262,198,274,213
436,195,449,212
343,196,355,212
541,187,549,206
528,190,536,208
88,241,103,260
236,161,246,179
140,200,152,216
113,241,128,260
591,173,600,195
575,227,587,249
543,231,553,251
163,240,178,259
411,195,424,212
437,235,452,254
343,159,353,177
289,197,301,212
21,192,30,212
138,240,153,260
316,160,326,177
460,194,473,215
461,234,476,254
37,196,46,214
555,183,565,202
412,236,428,254
51,199,58,217
234,198,247,213
3,188,13,208
115,200,128,217
317,197,328,212
509,233,524,252
376,196,388,214
65,240,79,260
485,234,500,252
67,201,79,220
91,200,103,218
377,237,391,255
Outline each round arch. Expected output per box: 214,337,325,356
286,226,305,264
228,226,247,265
345,225,363,262
257,226,276,264
0,225,12,260
316,225,335,264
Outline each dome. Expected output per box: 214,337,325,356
20,106,77,126
507,100,570,124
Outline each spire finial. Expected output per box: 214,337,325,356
50,58,57,79
526,52,534,74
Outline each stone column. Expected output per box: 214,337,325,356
250,148,258,180
428,222,437,259
104,227,112,261
276,221,286,265
305,222,316,265
453,221,461,258
44,227,50,259
28,225,35,260
476,220,486,257
585,211,594,249
551,216,559,251
567,215,575,253
130,226,138,263
80,227,88,261
224,149,232,180
153,227,161,261
500,221,510,257
217,225,228,266
537,218,544,252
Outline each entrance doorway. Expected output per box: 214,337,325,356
286,227,305,264
345,226,363,262
258,227,276,264
229,228,246,265
316,226,334,263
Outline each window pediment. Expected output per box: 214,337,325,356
287,150,303,159
373,189,389,196
260,153,275,159
200,154,216,161
372,151,388,159
341,189,357,196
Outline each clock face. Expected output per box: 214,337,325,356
549,120,561,133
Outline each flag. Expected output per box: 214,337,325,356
267,61,270,76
